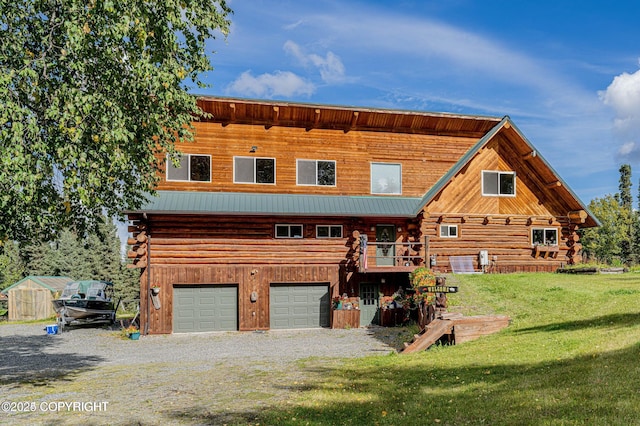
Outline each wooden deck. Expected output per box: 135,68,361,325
401,314,510,354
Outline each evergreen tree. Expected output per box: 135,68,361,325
15,217,139,303
616,165,634,264
0,241,24,290
618,164,633,210
21,241,57,276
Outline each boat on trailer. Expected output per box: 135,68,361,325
52,280,118,330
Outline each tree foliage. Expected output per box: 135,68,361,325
582,164,640,266
0,0,232,241
618,164,633,211
582,195,632,265
14,217,139,301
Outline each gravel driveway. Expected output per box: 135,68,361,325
0,322,407,425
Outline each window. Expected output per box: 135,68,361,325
532,228,558,246
234,157,275,184
297,160,336,186
482,171,515,196
275,224,303,238
440,224,458,238
166,154,211,182
316,225,343,238
371,163,401,194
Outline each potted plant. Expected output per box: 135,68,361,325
150,284,161,295
124,324,140,340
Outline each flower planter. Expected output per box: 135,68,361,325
128,331,140,340
331,309,360,329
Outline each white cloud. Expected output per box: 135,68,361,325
226,70,315,98
600,67,640,134
599,66,640,161
284,40,346,84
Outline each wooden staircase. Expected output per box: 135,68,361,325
402,319,454,354
401,314,510,354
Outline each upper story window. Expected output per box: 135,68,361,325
297,160,336,186
371,163,401,194
166,154,211,182
532,228,558,246
439,224,458,238
234,157,275,184
482,171,515,196
275,224,303,238
316,225,343,238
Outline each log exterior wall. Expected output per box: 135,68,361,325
423,137,577,272
129,97,597,333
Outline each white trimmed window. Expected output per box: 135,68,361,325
371,163,402,194
532,228,558,246
234,156,276,184
316,225,343,238
297,160,336,186
275,224,303,238
166,154,211,182
482,171,515,196
440,224,458,238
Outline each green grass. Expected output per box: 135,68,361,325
258,273,640,425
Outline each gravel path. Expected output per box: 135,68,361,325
0,322,408,425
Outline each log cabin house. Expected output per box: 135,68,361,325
125,96,598,334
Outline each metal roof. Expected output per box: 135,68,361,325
132,191,423,217
1,276,74,294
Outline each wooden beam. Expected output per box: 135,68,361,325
523,150,537,160
345,111,359,133
437,215,446,223
265,106,279,130
568,210,588,223
546,180,562,188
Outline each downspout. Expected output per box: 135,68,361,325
144,212,151,335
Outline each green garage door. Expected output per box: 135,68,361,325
173,285,237,333
270,284,330,329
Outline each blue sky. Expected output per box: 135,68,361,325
195,0,640,205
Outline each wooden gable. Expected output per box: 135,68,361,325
420,120,597,228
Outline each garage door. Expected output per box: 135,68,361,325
270,284,330,329
173,285,237,333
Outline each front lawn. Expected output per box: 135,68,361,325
259,272,640,425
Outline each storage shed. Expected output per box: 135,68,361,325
1,276,73,321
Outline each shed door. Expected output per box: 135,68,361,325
270,284,330,329
173,285,237,333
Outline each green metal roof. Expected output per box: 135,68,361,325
132,191,423,217
1,276,74,294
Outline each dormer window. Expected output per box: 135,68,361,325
482,171,515,196
166,154,211,182
297,160,336,186
234,157,275,184
371,163,402,195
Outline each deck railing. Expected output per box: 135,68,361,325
358,236,429,272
